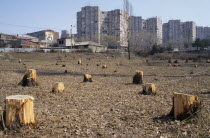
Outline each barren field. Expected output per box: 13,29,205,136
0,52,209,137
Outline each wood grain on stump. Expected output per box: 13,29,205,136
78,60,82,64
52,82,65,93
142,83,157,95
19,69,38,87
133,71,143,84
6,95,35,128
102,65,107,69
83,74,92,82
170,92,200,120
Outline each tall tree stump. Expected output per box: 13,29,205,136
142,83,157,95
6,95,35,128
19,69,38,87
83,74,92,82
170,92,200,120
133,71,143,84
52,82,65,93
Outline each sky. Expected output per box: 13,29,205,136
0,0,210,35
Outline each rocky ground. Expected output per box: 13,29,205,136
0,52,209,138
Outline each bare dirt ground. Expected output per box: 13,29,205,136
0,52,209,137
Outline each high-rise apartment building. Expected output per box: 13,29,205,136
163,20,183,43
146,17,163,44
196,26,210,39
162,23,169,43
182,21,196,42
77,6,128,47
204,27,210,39
77,6,101,43
196,26,205,39
163,20,196,43
129,16,146,37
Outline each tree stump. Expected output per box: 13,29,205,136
133,71,143,84
174,60,178,63
83,74,92,82
78,60,82,65
170,92,200,120
52,82,65,93
19,69,38,87
0,105,5,130
102,65,107,69
185,59,189,63
142,83,157,95
5,95,35,128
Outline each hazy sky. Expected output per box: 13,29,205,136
0,0,209,35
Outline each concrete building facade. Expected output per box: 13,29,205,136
163,20,183,43
196,26,205,39
182,21,196,42
204,27,210,39
163,20,196,43
146,17,163,44
163,23,169,43
77,6,128,47
107,9,128,47
61,30,70,38
77,6,101,44
196,26,210,39
129,16,146,37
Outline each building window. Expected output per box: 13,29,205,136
59,40,64,44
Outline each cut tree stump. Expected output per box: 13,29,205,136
133,71,143,84
83,74,92,82
78,60,82,64
52,82,65,93
102,65,107,69
6,95,35,128
142,83,157,95
170,92,200,120
19,69,38,87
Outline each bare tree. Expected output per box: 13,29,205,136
123,0,133,59
129,31,157,52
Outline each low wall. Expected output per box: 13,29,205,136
0,48,71,53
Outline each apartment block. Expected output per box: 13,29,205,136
163,20,196,43
77,6,128,47
182,21,196,42
163,23,169,43
77,6,101,43
146,17,163,44
129,16,146,37
204,27,210,39
107,9,128,47
163,20,183,43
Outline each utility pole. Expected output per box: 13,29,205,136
70,25,76,49
70,25,73,49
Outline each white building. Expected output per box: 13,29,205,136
57,37,75,47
